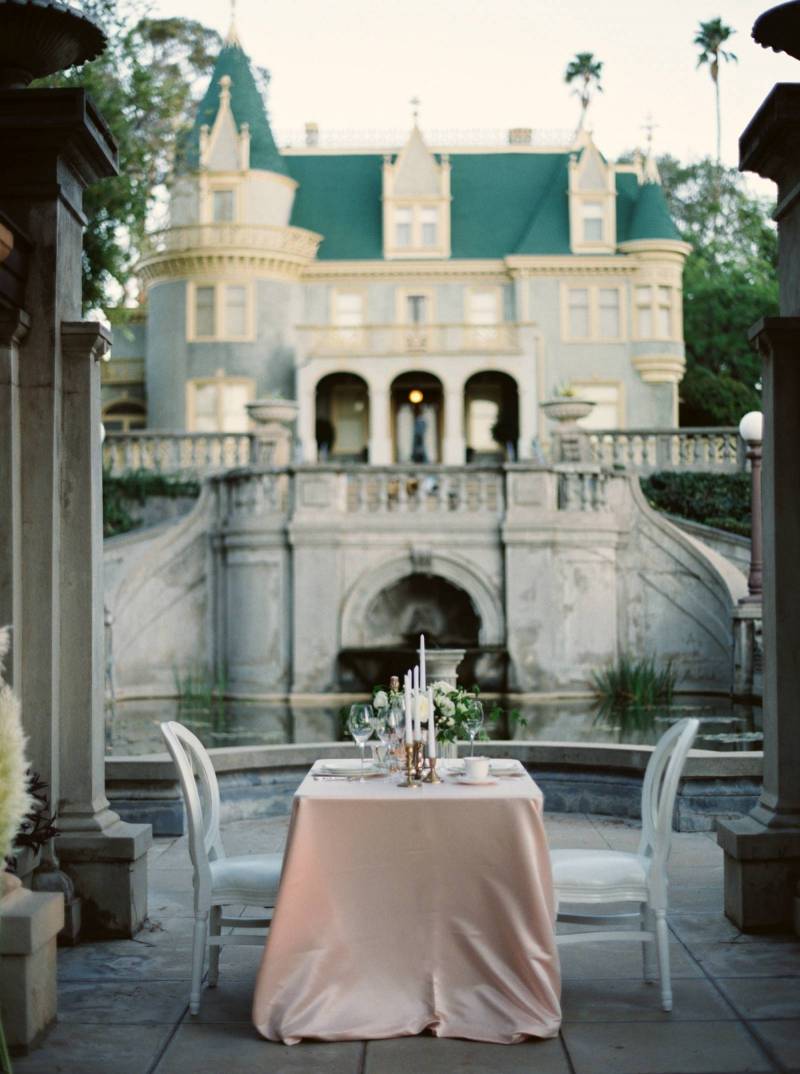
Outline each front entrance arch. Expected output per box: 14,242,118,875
390,371,443,463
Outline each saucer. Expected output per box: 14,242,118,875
455,776,497,786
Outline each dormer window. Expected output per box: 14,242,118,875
212,189,235,222
568,130,617,254
382,126,451,258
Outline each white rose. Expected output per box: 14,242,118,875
373,690,389,709
438,696,456,718
416,695,430,724
432,680,452,695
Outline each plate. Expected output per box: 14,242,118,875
455,776,498,786
318,760,380,776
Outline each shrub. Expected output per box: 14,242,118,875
640,472,751,538
103,469,201,538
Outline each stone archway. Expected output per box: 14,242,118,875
340,551,505,650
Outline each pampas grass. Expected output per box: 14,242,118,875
0,626,32,874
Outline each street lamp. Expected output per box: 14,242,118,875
739,410,763,603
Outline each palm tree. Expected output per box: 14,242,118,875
564,52,603,130
695,18,737,162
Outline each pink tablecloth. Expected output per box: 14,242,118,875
252,765,561,1044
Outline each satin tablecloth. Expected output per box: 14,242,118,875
252,763,561,1044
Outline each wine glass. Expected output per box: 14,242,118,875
347,703,375,780
462,698,484,757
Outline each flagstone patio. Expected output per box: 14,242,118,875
12,813,800,1074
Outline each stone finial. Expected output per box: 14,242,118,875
219,73,232,109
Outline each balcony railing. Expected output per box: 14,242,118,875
587,428,744,473
103,432,255,476
141,223,321,261
344,467,505,515
298,322,521,357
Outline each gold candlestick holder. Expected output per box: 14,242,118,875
400,743,421,788
425,755,442,784
413,740,424,781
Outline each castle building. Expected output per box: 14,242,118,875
104,27,689,464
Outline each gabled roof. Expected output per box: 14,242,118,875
286,151,681,260
182,42,287,176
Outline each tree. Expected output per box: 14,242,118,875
694,18,737,163
37,0,224,310
564,52,603,130
657,156,777,424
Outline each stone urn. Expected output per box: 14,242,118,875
540,397,595,425
540,398,595,463
422,648,466,688
246,398,299,467
0,0,106,89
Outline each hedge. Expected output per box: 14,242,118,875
640,472,751,538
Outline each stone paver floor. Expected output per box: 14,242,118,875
13,814,800,1074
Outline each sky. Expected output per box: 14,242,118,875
150,0,798,186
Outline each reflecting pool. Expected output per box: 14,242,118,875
106,695,762,756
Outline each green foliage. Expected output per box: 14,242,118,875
36,1,223,309
173,664,227,710
694,17,737,80
102,469,200,537
591,655,676,709
641,471,751,537
564,52,603,119
657,156,778,424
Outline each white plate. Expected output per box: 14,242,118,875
455,776,498,786
318,760,380,776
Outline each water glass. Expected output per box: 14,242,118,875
462,698,484,757
347,703,375,780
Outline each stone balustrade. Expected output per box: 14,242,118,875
103,431,255,475
344,466,505,514
142,222,321,260
297,321,521,356
588,427,744,473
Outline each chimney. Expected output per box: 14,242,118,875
508,127,532,145
305,122,319,147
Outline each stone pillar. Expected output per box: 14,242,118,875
717,80,800,931
0,308,29,690
0,88,151,937
442,379,465,465
368,385,391,464
0,884,63,1052
718,318,800,929
55,323,151,936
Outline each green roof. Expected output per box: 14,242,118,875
287,152,681,260
626,181,682,242
182,42,288,176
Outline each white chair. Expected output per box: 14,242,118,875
160,721,283,1014
551,717,699,1012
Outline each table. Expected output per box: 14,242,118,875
252,762,562,1044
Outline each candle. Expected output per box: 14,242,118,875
427,685,436,759
404,673,413,745
419,634,426,692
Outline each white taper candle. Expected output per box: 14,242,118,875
404,673,413,745
419,634,426,692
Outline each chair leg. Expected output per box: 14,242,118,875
654,909,672,1012
208,906,221,988
641,904,657,982
190,910,208,1016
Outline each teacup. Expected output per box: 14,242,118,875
464,756,490,781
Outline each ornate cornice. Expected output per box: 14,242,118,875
506,255,636,277
632,353,686,385
301,258,508,282
616,238,692,260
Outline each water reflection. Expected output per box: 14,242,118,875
106,694,763,756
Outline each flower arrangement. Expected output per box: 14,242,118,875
0,626,33,896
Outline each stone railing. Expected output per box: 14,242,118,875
587,428,744,473
344,466,505,514
103,432,255,476
556,467,609,511
142,223,321,261
297,322,521,356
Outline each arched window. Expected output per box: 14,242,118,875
102,397,147,433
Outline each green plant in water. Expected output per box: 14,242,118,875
591,654,675,709
173,664,227,713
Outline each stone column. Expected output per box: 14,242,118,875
716,81,800,931
718,318,800,929
442,378,465,465
367,385,391,464
55,323,151,936
0,88,151,936
0,308,29,691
